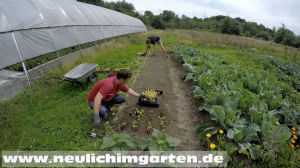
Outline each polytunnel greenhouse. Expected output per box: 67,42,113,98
0,0,146,101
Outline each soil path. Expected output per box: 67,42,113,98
115,52,210,150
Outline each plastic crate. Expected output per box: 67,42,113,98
138,90,163,107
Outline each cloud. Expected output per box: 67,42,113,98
105,0,300,35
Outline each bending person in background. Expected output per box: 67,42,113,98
145,36,169,57
88,69,140,128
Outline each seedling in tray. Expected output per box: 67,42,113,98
138,90,163,107
142,89,159,100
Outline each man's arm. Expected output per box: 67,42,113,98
127,88,140,97
94,92,103,114
93,92,103,128
145,45,149,55
160,44,168,56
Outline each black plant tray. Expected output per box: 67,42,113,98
138,90,163,107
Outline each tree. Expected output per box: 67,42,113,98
294,36,300,48
144,10,154,19
214,15,226,21
113,0,135,15
274,25,296,46
256,31,270,41
221,18,241,35
221,18,231,34
178,15,192,29
78,0,104,6
151,16,165,29
235,17,246,23
143,10,154,25
242,22,258,36
161,10,176,22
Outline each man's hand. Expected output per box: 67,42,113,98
127,88,140,97
94,113,101,128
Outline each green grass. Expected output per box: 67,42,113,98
0,35,147,151
1,29,299,153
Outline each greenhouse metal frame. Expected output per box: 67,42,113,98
0,0,147,86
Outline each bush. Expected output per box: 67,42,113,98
256,31,270,41
274,26,296,46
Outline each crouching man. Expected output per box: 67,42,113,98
88,69,140,128
145,36,169,57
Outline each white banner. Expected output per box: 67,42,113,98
2,151,227,167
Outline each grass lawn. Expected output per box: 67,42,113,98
0,34,148,151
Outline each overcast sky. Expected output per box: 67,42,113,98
106,0,300,35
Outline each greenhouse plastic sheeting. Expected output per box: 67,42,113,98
0,70,28,102
0,0,146,69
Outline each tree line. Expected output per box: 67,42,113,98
78,0,300,48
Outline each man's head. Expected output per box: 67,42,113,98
116,69,132,85
146,39,151,49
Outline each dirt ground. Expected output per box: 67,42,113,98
115,52,211,150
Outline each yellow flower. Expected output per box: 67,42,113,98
210,143,216,149
290,144,295,148
219,130,224,134
291,139,296,144
293,135,297,139
292,131,296,135
206,133,211,138
291,127,296,131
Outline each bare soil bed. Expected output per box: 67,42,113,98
115,52,211,150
